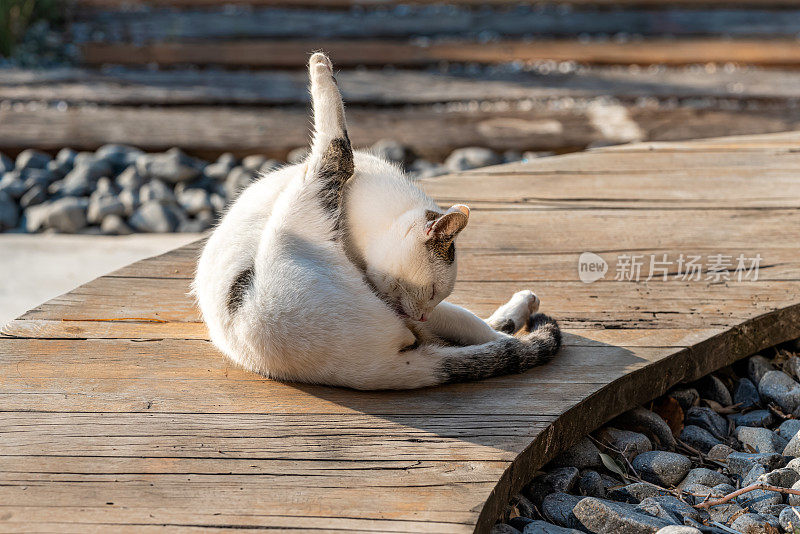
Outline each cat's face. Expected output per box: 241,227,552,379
365,205,469,322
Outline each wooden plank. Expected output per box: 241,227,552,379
5,66,800,106
69,8,800,43
3,131,800,533
81,39,800,68
2,103,799,159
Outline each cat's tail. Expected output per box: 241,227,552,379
436,314,562,385
348,314,562,390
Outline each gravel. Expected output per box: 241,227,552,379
494,347,800,534
2,141,527,234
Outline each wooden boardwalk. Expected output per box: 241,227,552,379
3,131,800,533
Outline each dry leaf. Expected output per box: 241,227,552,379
651,396,684,437
599,452,626,480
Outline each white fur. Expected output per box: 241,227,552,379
194,53,546,390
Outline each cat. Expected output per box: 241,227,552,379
193,52,561,390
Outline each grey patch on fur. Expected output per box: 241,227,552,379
438,314,561,384
317,136,354,234
497,318,516,334
227,266,254,313
426,238,456,264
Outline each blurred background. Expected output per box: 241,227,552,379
1,0,800,322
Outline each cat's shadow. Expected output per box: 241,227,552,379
289,332,648,454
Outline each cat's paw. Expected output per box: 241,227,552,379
488,290,540,335
309,52,334,76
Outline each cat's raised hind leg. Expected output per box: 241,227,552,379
306,52,354,235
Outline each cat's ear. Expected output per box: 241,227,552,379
426,204,470,240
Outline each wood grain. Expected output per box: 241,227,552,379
2,104,799,160
2,131,800,533
81,39,800,68
6,67,800,106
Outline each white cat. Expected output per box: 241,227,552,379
193,52,560,390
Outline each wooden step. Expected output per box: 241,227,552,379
4,66,800,106
69,6,800,42
81,39,800,68
2,102,798,159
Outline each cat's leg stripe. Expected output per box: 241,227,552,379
316,136,354,232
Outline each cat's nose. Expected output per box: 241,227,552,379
419,313,428,322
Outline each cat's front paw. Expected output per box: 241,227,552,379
488,290,540,335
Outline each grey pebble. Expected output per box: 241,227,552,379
730,512,781,534
759,370,800,413
707,444,735,460
541,492,583,529
116,165,147,190
669,388,699,413
100,214,133,235
140,179,177,205
491,525,522,534
686,406,729,440
677,468,730,490
445,146,501,172
55,147,77,166
737,426,789,454
631,451,692,487
697,375,733,406
778,420,800,440
572,496,672,534
748,355,775,386
0,191,20,230
524,467,580,506
87,196,126,224
96,144,143,172
726,452,787,478
596,427,652,462
780,506,800,532
783,430,800,457
26,197,88,233
734,378,762,410
577,470,606,498
0,152,13,173
679,425,721,453
0,172,29,199
737,486,784,514
136,148,203,183
19,184,47,209
759,467,800,489
636,495,708,524
16,149,51,171
242,154,268,172
372,139,412,165
654,528,701,534
551,437,601,470
129,201,183,233
608,482,668,504
177,188,213,216
520,520,583,534
729,409,776,429
612,407,676,451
